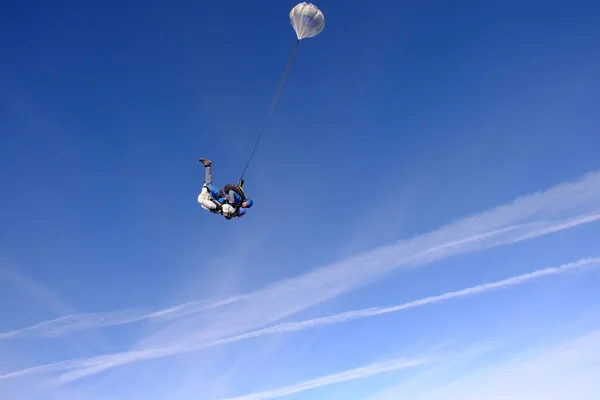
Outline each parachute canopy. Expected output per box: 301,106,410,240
289,2,325,40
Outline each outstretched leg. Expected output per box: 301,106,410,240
199,158,221,199
199,158,212,183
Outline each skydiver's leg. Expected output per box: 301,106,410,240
199,158,221,199
198,188,218,211
207,184,220,200
204,170,221,199
200,158,212,183
205,165,213,185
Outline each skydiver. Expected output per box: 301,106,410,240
198,158,254,219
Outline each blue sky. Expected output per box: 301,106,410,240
2,0,600,399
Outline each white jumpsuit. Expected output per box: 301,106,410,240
198,185,237,218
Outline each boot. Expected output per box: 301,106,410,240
199,158,212,167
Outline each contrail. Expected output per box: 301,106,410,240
0,310,152,340
3,169,600,343
0,359,79,380
233,256,600,334
0,294,245,340
181,256,600,352
3,212,598,344
219,357,432,400
124,165,600,355
7,255,597,385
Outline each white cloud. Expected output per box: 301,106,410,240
2,170,600,387
0,296,242,340
370,328,600,400
2,215,598,346
197,256,598,343
219,356,432,400
3,255,598,386
0,266,74,316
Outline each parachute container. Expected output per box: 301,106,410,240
289,2,325,40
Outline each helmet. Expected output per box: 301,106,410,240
237,207,247,217
244,199,254,208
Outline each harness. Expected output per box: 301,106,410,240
202,180,247,219
199,185,223,214
223,183,246,204
208,199,222,214
223,181,248,218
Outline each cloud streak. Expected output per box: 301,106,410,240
0,310,151,340
0,296,243,340
2,211,599,344
4,170,600,346
204,256,600,341
4,255,598,385
137,169,600,349
2,170,600,386
219,356,432,400
391,328,600,400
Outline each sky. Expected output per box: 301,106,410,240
1,0,600,399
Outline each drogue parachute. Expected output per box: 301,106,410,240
289,2,325,40
198,3,326,221
237,2,325,184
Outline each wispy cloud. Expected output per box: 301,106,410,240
4,255,598,385
0,310,150,340
372,328,600,400
0,296,243,340
136,169,600,350
201,256,599,342
219,356,432,400
0,265,74,316
2,170,600,386
2,211,599,344
0,359,79,381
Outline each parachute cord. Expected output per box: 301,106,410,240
238,39,301,183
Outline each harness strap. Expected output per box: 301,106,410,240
209,199,222,214
223,184,246,203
